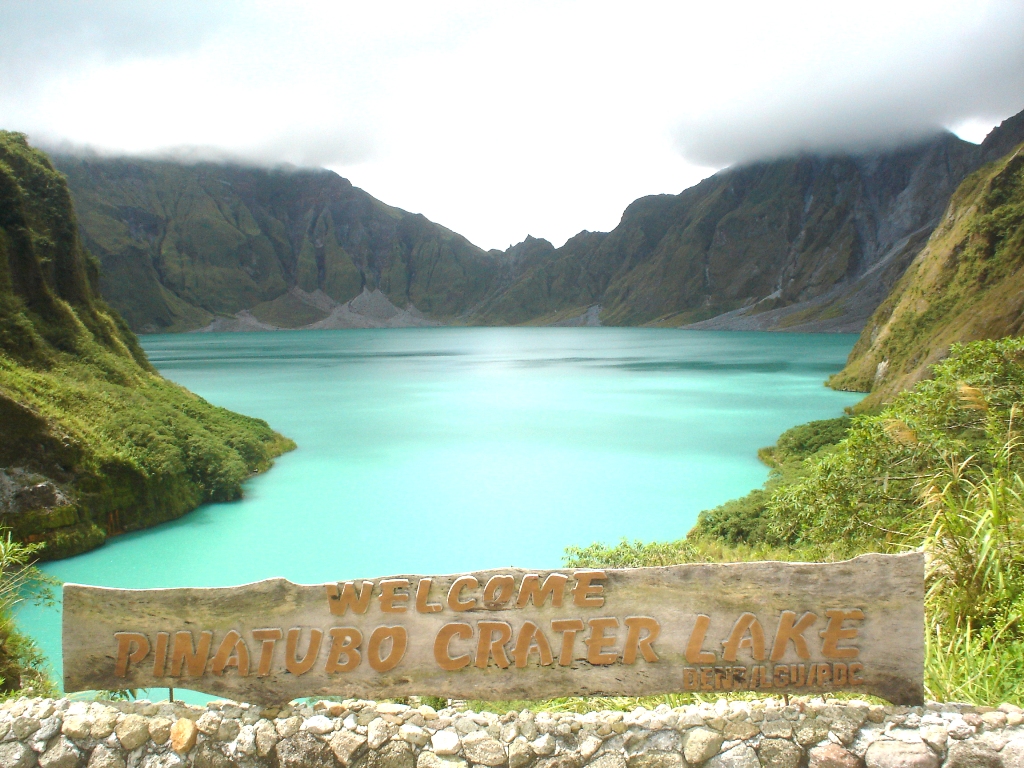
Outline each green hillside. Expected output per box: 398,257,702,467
54,111,1024,334
570,336,1024,705
829,141,1024,409
0,132,293,561
54,156,502,332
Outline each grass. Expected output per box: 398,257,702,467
561,338,1024,707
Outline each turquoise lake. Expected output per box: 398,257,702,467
19,328,862,700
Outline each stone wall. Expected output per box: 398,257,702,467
1,696,1021,768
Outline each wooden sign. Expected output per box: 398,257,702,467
63,552,924,704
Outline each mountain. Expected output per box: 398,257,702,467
0,132,293,559
828,135,1024,409
51,108,1024,333
52,155,502,332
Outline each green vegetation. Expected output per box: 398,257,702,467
831,141,1024,408
567,337,1024,706
54,154,501,332
0,532,56,698
0,130,293,562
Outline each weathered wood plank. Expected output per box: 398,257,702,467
63,552,924,704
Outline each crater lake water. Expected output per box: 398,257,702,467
19,328,862,700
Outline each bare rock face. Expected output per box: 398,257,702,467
757,738,802,768
809,743,862,768
274,730,337,768
864,740,939,768
0,741,39,768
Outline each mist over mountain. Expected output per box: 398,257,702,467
52,107,1024,337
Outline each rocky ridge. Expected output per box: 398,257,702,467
2,696,1021,768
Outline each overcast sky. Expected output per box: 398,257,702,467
1,1,1022,251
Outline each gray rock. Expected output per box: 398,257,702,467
91,711,118,741
1002,739,1024,768
757,738,801,768
330,728,368,766
255,720,278,757
864,740,937,768
531,735,556,757
829,720,860,747
759,722,792,740
192,744,233,768
919,727,947,755
683,728,724,765
626,750,686,768
808,743,861,768
579,736,603,760
796,720,831,748
509,739,535,768
722,722,759,742
115,714,150,752
274,730,337,768
275,717,302,739
432,730,462,756
139,754,186,768
463,730,507,766
195,712,222,736
303,715,336,736
533,757,581,768
0,740,38,768
367,740,416,768
705,745,759,768
399,724,429,747
589,754,627,768
149,717,172,745
12,717,42,740
369,718,399,749
34,716,62,744
216,718,240,742
37,737,82,768
418,753,469,768
86,745,126,768
944,739,1003,768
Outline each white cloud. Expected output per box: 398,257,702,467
1,0,1021,250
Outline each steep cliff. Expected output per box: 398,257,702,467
0,133,292,559
53,108,1024,333
828,139,1024,409
53,156,502,332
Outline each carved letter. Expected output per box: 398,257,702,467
550,619,585,666
326,581,374,615
483,576,515,609
434,623,473,671
448,576,479,611
685,615,716,663
585,618,619,665
114,632,150,677
326,628,363,673
571,570,606,607
210,631,250,676
722,612,766,662
416,578,443,613
368,626,407,672
378,579,410,613
819,609,863,659
770,611,817,661
285,628,323,675
170,630,213,677
511,621,554,667
475,621,513,668
623,617,660,664
251,628,283,676
516,573,568,608
152,632,169,677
